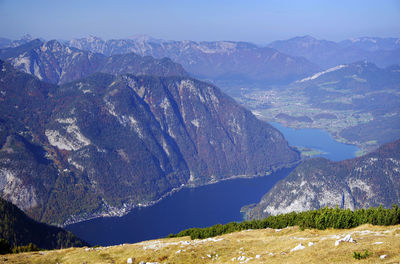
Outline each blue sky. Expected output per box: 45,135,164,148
1,0,399,43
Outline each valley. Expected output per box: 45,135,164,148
0,29,399,263
237,85,374,154
233,63,400,154
1,1,400,263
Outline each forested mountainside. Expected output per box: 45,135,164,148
0,197,87,249
268,35,400,68
244,139,400,220
0,60,299,225
0,39,188,84
68,36,319,84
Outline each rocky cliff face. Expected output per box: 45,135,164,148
0,60,299,225
244,140,400,220
0,39,188,84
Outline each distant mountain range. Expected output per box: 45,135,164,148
244,139,400,220
68,35,400,80
268,35,400,68
67,36,319,85
2,35,399,87
0,197,87,249
0,34,37,49
0,59,299,225
1,33,399,227
0,39,188,84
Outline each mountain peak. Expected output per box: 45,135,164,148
70,35,104,43
41,39,67,53
127,34,157,42
87,35,103,41
296,35,318,41
20,34,34,41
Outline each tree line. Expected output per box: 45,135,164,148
169,204,400,239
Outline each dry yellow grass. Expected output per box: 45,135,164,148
1,224,400,264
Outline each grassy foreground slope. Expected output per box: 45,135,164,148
2,224,399,263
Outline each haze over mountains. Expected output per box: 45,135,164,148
0,34,399,234
0,39,188,85
268,35,400,68
1,34,399,88
0,34,37,49
67,36,319,85
0,37,318,87
68,35,400,79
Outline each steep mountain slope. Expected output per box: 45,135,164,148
244,139,400,220
0,60,299,225
0,197,88,249
268,35,400,68
68,36,319,84
0,39,188,84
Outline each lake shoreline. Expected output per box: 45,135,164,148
66,166,296,246
270,122,360,161
64,161,299,227
66,122,360,246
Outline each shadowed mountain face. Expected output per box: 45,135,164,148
0,197,88,249
68,36,320,84
0,60,299,225
268,36,400,69
0,39,188,85
244,139,400,220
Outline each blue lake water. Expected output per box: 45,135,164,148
270,122,359,161
67,168,292,246
67,122,359,246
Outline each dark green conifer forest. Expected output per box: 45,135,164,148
0,197,88,253
169,205,400,239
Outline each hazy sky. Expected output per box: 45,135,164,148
1,0,399,43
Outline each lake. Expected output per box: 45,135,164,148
270,122,359,161
67,122,359,246
67,167,293,246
